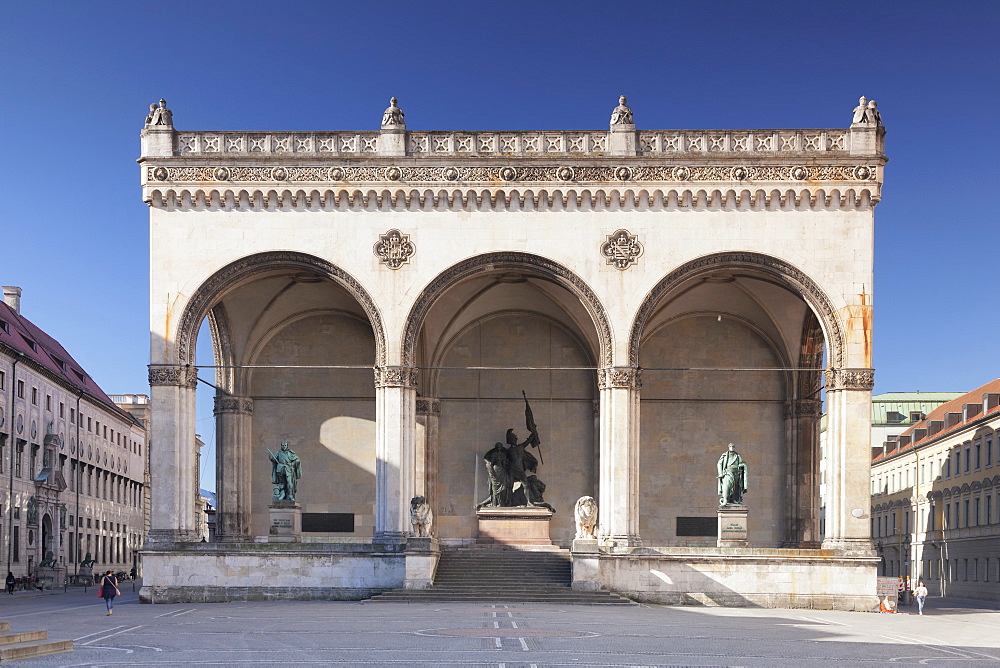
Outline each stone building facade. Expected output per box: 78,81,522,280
871,379,1000,600
141,95,885,608
0,288,147,581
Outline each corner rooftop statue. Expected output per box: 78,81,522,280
140,94,884,610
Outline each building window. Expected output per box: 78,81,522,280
45,394,51,411
976,497,981,526
989,438,994,468
905,511,910,534
87,417,91,432
988,496,993,525
15,444,22,478
12,526,18,562
59,402,64,418
0,370,5,389
976,443,982,470
69,407,75,422
965,447,971,473
944,459,951,478
965,500,970,527
31,387,37,405
928,505,935,532
17,380,24,398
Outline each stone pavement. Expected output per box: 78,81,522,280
2,587,1000,666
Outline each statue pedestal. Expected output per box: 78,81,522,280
36,566,64,590
476,507,553,546
269,501,302,543
718,504,748,547
571,538,601,591
404,537,440,589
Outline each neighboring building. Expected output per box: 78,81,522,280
820,392,960,532
0,287,147,579
871,379,1000,600
140,95,884,609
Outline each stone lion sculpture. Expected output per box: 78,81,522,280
574,496,598,539
409,495,433,537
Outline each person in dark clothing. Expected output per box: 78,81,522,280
100,570,120,615
5,572,14,595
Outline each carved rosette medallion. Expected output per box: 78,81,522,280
731,166,748,181
557,166,575,181
148,365,199,388
271,167,288,181
384,166,402,181
214,396,254,415
854,165,872,180
615,166,633,181
600,229,644,270
153,167,168,181
214,167,230,181
790,166,808,181
825,368,875,391
673,166,690,181
328,166,345,181
374,366,419,388
415,398,441,416
374,229,415,269
498,166,518,182
442,167,460,181
598,367,642,390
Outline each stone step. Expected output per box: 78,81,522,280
0,630,47,646
0,638,73,662
369,592,635,605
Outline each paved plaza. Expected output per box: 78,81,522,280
3,587,1000,666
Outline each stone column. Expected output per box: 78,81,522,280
147,365,199,543
415,398,440,512
822,368,875,552
213,395,253,541
597,367,641,547
783,399,822,547
374,366,418,543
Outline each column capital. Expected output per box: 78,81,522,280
825,367,875,391
415,398,440,416
214,395,254,415
374,365,419,389
784,398,823,419
598,367,641,390
148,365,198,388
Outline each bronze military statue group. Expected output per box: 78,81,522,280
478,391,554,512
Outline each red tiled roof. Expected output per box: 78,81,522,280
872,378,1000,462
0,300,122,414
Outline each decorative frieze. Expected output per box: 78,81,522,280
825,368,875,391
784,399,823,419
146,163,877,186
214,396,254,415
598,367,642,390
373,229,415,269
600,229,643,270
374,366,419,389
148,365,199,388
415,398,441,416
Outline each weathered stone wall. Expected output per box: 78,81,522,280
433,312,595,545
639,315,785,546
250,313,376,538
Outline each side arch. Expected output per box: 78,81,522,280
401,252,613,368
627,251,846,368
173,251,387,367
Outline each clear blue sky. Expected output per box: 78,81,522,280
2,1,997,490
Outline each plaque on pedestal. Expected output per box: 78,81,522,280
476,507,553,546
718,504,748,547
269,501,302,543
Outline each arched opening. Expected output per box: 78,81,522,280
631,252,837,547
182,253,384,541
405,254,610,546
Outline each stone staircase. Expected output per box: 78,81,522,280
0,621,72,661
368,546,635,605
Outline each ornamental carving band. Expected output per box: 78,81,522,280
214,396,254,415
599,367,642,390
374,366,419,388
783,400,823,419
415,398,441,416
374,229,415,269
825,368,875,391
601,229,643,270
148,366,199,388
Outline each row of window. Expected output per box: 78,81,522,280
883,558,1000,583
0,371,142,456
874,434,996,495
874,495,1000,537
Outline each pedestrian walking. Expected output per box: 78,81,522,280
914,581,929,615
99,570,120,616
5,571,14,595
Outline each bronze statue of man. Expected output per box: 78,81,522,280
717,443,747,505
269,441,302,502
